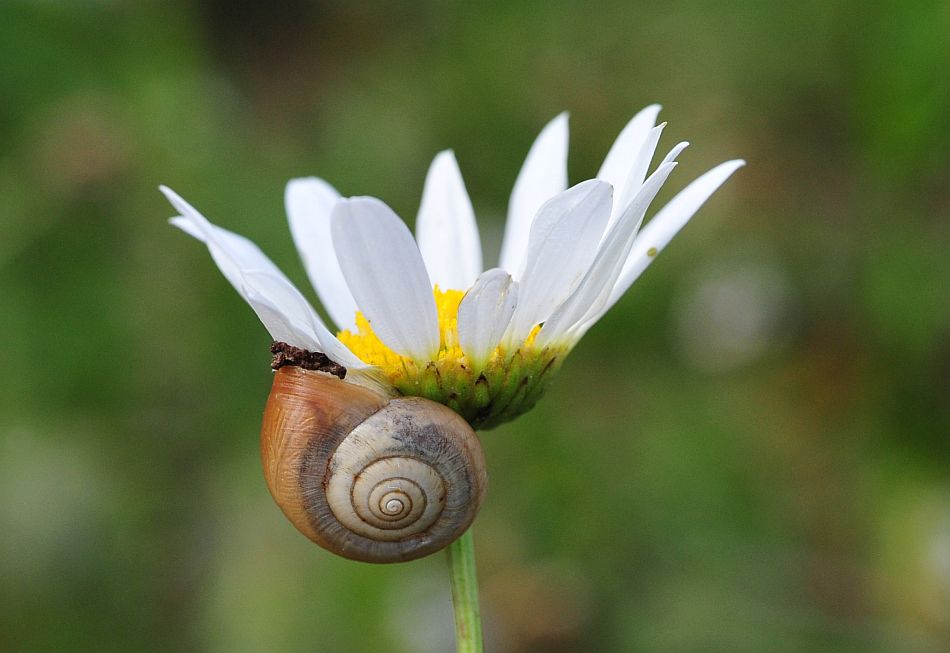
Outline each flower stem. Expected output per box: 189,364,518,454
447,528,483,653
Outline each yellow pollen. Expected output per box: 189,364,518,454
337,287,468,379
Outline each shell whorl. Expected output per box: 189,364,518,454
261,366,487,563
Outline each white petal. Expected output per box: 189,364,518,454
607,159,746,308
285,177,359,331
504,179,613,346
163,185,289,298
169,216,284,282
240,270,367,369
163,186,367,369
171,216,249,294
498,112,569,278
598,140,688,247
457,268,518,367
597,104,661,205
173,219,316,347
331,197,440,361
659,141,689,168
611,123,666,225
537,162,678,347
415,150,482,291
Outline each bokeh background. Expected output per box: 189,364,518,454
1,1,948,651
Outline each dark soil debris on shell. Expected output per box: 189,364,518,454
270,341,346,379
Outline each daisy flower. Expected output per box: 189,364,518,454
163,105,743,429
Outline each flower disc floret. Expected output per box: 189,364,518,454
338,288,564,429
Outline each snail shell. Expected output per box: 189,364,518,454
261,366,488,563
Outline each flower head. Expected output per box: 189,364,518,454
163,106,743,429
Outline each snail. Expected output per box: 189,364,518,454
260,344,488,563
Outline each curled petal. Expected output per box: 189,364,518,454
457,268,518,367
504,179,612,346
607,159,747,309
163,185,366,368
537,162,678,346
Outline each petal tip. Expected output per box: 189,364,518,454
586,177,614,194
284,177,309,192
548,111,570,131
716,159,747,177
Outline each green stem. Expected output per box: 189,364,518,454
447,529,483,653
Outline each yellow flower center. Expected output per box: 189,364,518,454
337,287,560,429
338,287,467,371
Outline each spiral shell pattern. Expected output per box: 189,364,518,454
261,367,487,563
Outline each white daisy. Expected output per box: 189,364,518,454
163,105,743,428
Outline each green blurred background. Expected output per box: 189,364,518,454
1,1,948,651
